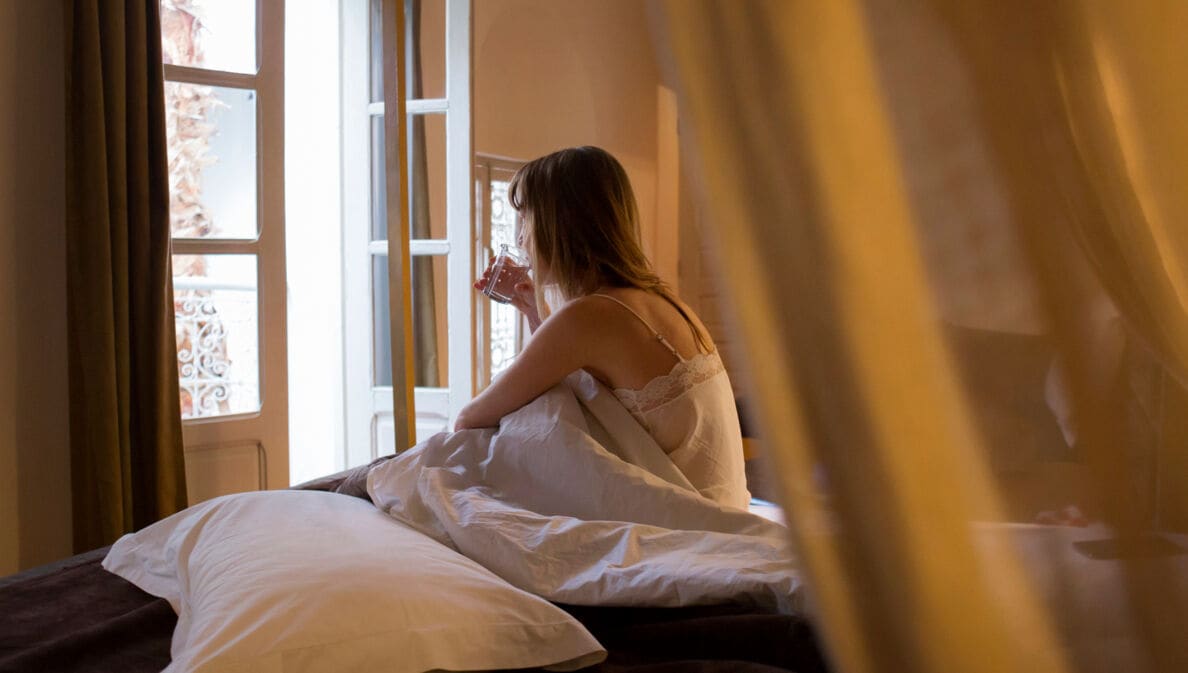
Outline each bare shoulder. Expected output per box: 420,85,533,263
583,288,717,355
547,293,624,329
665,293,713,345
530,295,622,353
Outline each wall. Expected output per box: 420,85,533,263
671,89,745,392
0,0,72,574
472,0,739,387
285,0,345,486
473,0,667,278
676,197,747,395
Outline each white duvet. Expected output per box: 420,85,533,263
367,371,802,612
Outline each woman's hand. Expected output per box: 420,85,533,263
474,257,541,330
453,408,488,431
506,278,540,330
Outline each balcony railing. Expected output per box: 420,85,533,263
174,276,259,419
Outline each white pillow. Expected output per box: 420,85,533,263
103,490,605,673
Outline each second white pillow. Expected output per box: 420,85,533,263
103,489,605,673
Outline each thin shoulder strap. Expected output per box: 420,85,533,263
589,293,684,362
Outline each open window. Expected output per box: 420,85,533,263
343,0,474,462
474,154,527,388
161,0,289,501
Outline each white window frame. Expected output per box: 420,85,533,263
343,0,473,464
167,0,290,499
474,153,527,390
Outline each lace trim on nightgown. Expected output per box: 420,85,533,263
612,350,725,416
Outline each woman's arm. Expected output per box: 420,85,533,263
511,282,543,334
454,300,598,430
474,263,542,332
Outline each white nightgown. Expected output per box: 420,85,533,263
590,294,751,509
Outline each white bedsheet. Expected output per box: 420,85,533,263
367,371,801,612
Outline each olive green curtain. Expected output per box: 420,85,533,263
64,0,187,552
654,0,1187,671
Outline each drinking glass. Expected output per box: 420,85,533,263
482,244,531,304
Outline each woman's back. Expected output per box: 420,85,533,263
575,289,751,508
575,287,712,391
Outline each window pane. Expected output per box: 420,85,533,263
369,117,387,242
490,179,517,249
370,112,446,242
369,0,446,104
373,255,391,386
488,178,521,378
409,0,446,100
161,0,257,74
174,254,260,419
373,254,449,388
166,82,258,239
369,0,383,104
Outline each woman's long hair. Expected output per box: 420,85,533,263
508,146,710,352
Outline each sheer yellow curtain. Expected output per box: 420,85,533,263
1049,2,1188,383
654,0,1187,671
381,0,417,448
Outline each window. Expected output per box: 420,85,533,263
162,0,477,491
343,0,474,464
474,154,527,387
161,0,288,501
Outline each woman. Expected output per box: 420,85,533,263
458,146,749,508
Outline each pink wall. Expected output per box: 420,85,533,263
473,0,665,271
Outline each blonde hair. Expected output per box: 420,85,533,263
509,146,710,352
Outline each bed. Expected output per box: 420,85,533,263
0,501,826,673
0,374,824,673
7,519,1187,673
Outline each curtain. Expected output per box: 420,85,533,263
1041,2,1188,384
407,0,440,388
654,1,1187,671
64,0,188,552
381,0,417,448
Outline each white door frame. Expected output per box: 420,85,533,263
170,0,289,499
343,0,473,464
